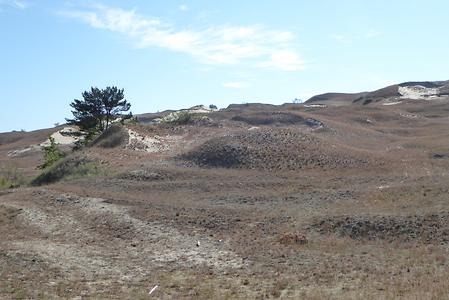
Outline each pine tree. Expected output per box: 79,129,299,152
66,86,131,133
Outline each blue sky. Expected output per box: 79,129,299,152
1,0,449,132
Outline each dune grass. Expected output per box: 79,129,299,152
31,155,104,186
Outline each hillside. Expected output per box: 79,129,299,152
305,80,449,106
1,81,449,298
305,92,368,106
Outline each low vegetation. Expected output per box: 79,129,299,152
0,166,26,189
231,112,306,125
159,110,194,125
39,136,65,169
90,125,128,148
31,156,103,186
182,128,367,170
2,82,449,298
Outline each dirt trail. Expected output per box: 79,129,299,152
2,189,244,284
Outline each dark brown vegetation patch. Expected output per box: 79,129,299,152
279,232,308,245
231,112,306,125
182,129,366,170
91,125,129,149
432,153,449,159
312,214,449,243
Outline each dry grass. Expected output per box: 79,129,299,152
0,165,26,189
2,99,449,299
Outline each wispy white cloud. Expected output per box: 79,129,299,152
60,4,305,71
0,0,29,9
223,82,250,89
178,4,188,11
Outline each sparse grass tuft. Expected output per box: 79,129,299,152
0,165,26,189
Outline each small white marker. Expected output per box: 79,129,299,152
149,285,158,295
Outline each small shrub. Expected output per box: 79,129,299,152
160,111,193,125
279,232,308,245
40,136,65,169
173,111,193,124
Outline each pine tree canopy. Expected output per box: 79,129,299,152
66,86,131,132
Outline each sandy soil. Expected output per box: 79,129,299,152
1,98,449,299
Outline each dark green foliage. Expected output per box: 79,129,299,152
160,111,194,125
174,111,193,124
66,86,131,133
39,136,65,169
72,130,97,151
